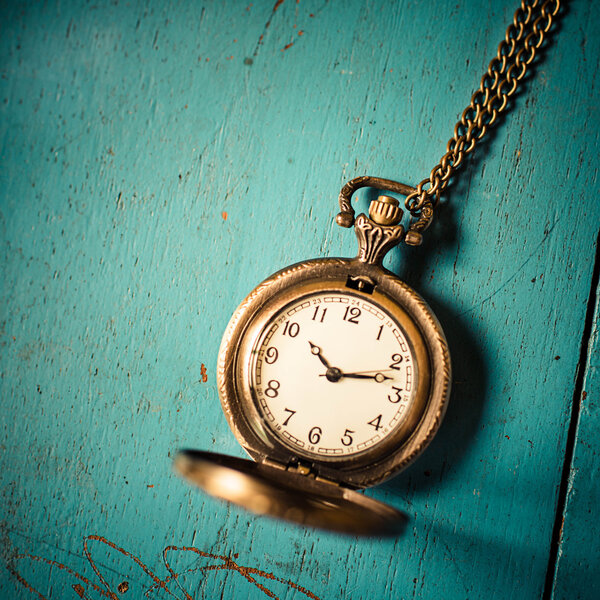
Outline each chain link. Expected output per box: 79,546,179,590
405,0,561,217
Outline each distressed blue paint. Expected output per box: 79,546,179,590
0,1,599,599
551,275,600,600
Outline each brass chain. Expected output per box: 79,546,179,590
405,0,561,219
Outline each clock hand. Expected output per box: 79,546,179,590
308,341,332,369
319,371,392,383
344,372,392,382
346,372,392,381
309,343,393,383
344,369,396,375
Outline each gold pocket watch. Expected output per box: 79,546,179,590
175,0,561,535
175,178,450,535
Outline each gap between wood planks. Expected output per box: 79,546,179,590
543,227,600,599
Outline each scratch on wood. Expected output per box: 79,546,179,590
458,217,560,316
5,535,322,599
251,0,288,58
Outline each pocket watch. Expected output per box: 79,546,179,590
175,177,449,535
175,0,561,535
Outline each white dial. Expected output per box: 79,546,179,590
251,291,417,458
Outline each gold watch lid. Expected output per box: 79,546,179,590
173,449,406,536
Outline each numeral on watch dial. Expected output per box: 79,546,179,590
265,347,278,364
308,426,322,444
265,380,280,398
282,321,300,337
389,353,403,369
368,414,383,431
388,386,403,403
342,306,361,324
311,306,327,322
341,429,354,446
283,408,296,426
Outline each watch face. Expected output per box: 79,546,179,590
250,291,417,458
218,258,449,487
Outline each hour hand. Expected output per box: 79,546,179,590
308,341,331,368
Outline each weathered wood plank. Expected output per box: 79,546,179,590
550,271,600,600
0,1,598,599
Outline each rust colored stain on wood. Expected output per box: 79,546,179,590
6,536,322,599
200,363,208,382
252,0,288,57
72,584,86,598
221,211,228,220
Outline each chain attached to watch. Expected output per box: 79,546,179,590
336,0,561,246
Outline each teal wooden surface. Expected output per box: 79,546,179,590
1,1,599,599
551,275,600,600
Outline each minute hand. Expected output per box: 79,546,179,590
319,371,392,382
342,372,392,381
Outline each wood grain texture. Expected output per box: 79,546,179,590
551,271,600,600
1,1,598,598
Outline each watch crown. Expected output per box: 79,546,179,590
368,195,403,226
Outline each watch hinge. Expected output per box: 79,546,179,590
346,275,375,294
262,457,315,477
286,458,315,477
288,459,340,487
262,457,340,486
